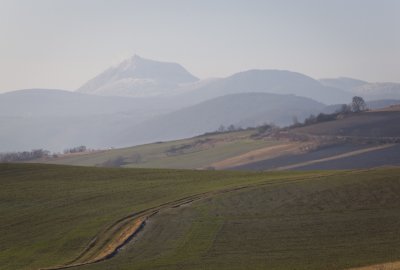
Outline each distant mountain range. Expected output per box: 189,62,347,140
1,55,399,152
77,55,351,104
78,55,400,103
320,77,400,100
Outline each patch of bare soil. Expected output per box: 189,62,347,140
348,261,400,270
210,142,312,169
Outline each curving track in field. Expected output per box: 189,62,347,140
347,261,400,270
40,170,365,270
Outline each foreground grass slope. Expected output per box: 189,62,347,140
1,164,400,270
76,168,400,270
0,163,306,270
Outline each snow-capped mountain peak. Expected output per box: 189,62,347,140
77,55,199,97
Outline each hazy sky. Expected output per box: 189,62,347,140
1,0,399,92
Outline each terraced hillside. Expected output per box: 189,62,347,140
1,164,400,270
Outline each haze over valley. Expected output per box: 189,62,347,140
1,55,400,152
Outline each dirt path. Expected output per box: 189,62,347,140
39,170,366,270
347,261,400,270
274,144,394,170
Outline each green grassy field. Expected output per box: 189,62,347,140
1,164,400,270
0,163,309,269
38,130,280,169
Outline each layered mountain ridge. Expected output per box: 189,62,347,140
320,77,400,100
1,55,400,152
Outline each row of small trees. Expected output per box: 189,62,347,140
297,96,368,127
216,124,276,134
63,145,87,154
0,149,50,162
0,145,90,163
216,124,242,133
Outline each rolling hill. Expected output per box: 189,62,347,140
233,108,400,171
0,89,173,152
2,164,400,270
116,92,326,147
39,107,400,171
37,130,281,169
175,69,352,105
0,90,327,152
293,110,400,138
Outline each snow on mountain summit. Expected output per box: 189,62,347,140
77,55,199,97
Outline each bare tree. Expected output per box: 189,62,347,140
351,96,367,112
